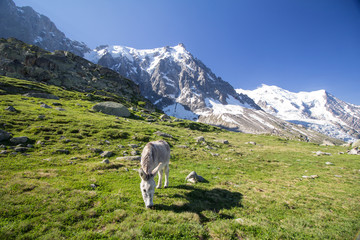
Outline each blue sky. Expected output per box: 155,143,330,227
14,0,360,105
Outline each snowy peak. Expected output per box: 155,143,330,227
237,85,360,141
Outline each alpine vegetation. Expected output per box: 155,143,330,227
139,140,170,208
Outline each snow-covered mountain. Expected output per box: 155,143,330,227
84,45,345,144
85,44,260,119
0,0,89,56
237,84,360,142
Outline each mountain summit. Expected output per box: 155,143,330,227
237,84,360,142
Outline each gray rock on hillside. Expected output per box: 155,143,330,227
352,139,360,148
92,102,130,117
10,136,29,144
0,130,11,141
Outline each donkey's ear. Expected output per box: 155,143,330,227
151,163,163,176
139,168,147,180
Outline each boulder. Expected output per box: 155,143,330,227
154,131,173,138
352,139,360,148
10,136,29,144
5,106,17,112
185,171,205,183
214,139,229,144
195,136,205,142
0,130,11,141
100,151,114,158
348,148,360,155
40,103,52,109
92,101,130,117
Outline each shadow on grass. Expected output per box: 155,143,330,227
154,185,243,222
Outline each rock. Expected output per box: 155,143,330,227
185,171,205,183
334,175,342,178
131,150,139,156
92,101,130,117
210,152,219,156
348,148,360,155
214,139,229,144
23,93,59,100
321,140,335,146
0,130,11,141
52,102,62,106
0,150,8,154
53,149,70,154
40,103,52,109
10,136,29,144
55,107,66,111
100,151,114,158
14,146,28,152
177,145,188,148
351,140,360,148
102,159,110,164
314,151,332,156
117,145,125,149
90,184,97,189
325,162,333,165
5,106,17,112
160,114,171,121
302,175,319,179
90,148,103,153
36,140,44,145
37,115,45,120
128,144,139,148
245,141,256,145
154,131,173,138
195,136,205,143
116,156,141,161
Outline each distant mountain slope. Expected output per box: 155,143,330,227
0,0,89,56
0,38,147,105
237,84,360,142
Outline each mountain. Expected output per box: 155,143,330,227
237,84,360,142
0,0,89,57
84,44,345,144
0,38,148,105
85,44,260,119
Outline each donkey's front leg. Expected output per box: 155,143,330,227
156,168,163,189
164,164,169,188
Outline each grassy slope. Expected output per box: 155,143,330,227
0,77,359,239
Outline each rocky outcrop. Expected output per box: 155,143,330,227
0,0,89,56
92,102,130,117
0,38,144,103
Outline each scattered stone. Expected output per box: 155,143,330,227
5,106,17,112
195,136,205,143
302,175,319,179
206,145,213,150
124,168,129,172
176,145,188,148
210,152,219,156
0,150,8,154
352,139,360,148
23,93,59,100
117,145,125,149
185,171,205,183
154,131,173,138
235,218,245,224
52,102,62,106
339,152,344,155
245,142,256,145
131,150,139,156
90,184,98,189
214,139,229,144
70,157,78,160
14,146,28,152
36,140,44,145
10,136,29,144
348,148,360,155
92,101,130,117
334,175,342,178
90,148,103,153
116,156,141,161
128,144,139,149
53,149,70,154
100,151,114,158
40,103,52,109
102,159,110,164
159,114,171,121
0,130,11,141
314,151,332,156
325,162,333,165
37,115,45,120
321,140,335,146
55,107,66,111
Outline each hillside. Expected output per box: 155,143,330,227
0,76,359,239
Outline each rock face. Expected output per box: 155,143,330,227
0,38,145,103
92,102,130,117
0,130,11,141
0,0,89,57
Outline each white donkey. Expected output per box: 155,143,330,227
139,140,170,208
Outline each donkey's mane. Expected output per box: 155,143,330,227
141,142,154,174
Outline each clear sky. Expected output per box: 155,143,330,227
14,0,360,105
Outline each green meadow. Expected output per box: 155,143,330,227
0,77,359,239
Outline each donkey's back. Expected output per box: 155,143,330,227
141,140,170,174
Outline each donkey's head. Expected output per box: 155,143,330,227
139,163,162,208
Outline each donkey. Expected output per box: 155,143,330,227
139,140,170,208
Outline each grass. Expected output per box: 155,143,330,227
0,76,359,239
